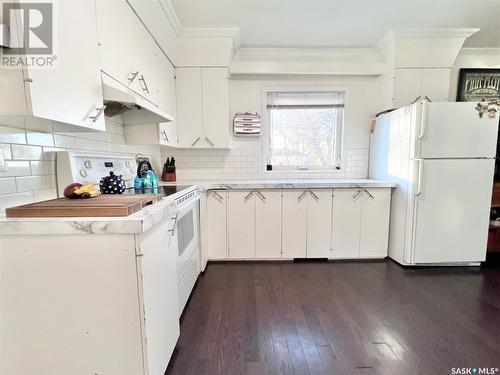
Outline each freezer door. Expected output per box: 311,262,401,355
416,102,498,159
411,158,494,264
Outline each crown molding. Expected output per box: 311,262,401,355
376,28,480,51
157,0,240,49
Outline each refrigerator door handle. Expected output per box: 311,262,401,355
416,160,424,196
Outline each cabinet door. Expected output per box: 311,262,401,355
282,190,307,259
96,0,155,101
27,0,105,130
159,122,177,147
139,218,180,374
158,60,177,121
255,190,282,259
306,190,333,258
228,191,256,259
206,191,227,259
176,68,203,147
393,69,423,108
359,188,391,258
201,67,230,148
421,69,451,102
332,189,362,258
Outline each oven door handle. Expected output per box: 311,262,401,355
168,213,178,236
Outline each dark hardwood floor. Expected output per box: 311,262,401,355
166,261,500,375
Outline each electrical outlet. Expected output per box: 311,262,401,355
0,148,6,172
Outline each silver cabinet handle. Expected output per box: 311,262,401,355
211,191,224,202
308,190,319,200
128,71,139,84
139,74,150,94
256,191,266,201
161,129,169,142
353,189,363,200
297,190,308,202
204,137,215,147
363,189,375,200
168,213,178,236
191,137,201,146
89,106,106,122
244,191,254,201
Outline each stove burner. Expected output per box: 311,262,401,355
125,185,193,198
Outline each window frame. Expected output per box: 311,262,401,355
262,87,347,173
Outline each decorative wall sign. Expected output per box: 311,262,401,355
457,68,500,102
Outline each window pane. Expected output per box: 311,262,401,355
269,107,340,167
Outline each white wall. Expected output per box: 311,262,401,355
162,75,381,181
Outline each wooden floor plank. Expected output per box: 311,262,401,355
166,261,500,375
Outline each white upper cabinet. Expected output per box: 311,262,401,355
201,67,230,148
176,67,203,147
96,0,173,108
176,67,230,148
0,0,105,130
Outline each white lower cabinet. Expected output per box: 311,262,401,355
227,190,282,259
332,189,362,258
332,188,391,258
282,190,333,259
205,190,228,259
282,190,307,258
204,187,391,261
359,188,391,258
228,191,256,259
255,190,282,259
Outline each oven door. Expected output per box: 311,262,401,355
175,198,200,278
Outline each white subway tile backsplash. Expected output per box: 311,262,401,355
54,134,76,148
0,143,12,159
0,126,26,144
11,144,43,160
0,161,31,177
16,175,46,192
30,161,56,175
26,131,54,147
0,178,17,194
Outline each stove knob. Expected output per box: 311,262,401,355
80,168,88,178
84,160,92,169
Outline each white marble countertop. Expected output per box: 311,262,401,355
162,178,397,190
0,195,178,236
0,179,395,236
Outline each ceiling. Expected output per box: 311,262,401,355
170,0,500,48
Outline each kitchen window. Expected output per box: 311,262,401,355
265,90,344,170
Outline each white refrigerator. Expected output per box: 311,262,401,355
369,102,498,265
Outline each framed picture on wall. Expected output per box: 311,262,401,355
457,68,500,102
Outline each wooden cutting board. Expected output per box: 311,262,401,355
5,194,161,218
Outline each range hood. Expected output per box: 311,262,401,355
102,74,173,125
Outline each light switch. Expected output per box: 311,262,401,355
0,148,6,172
